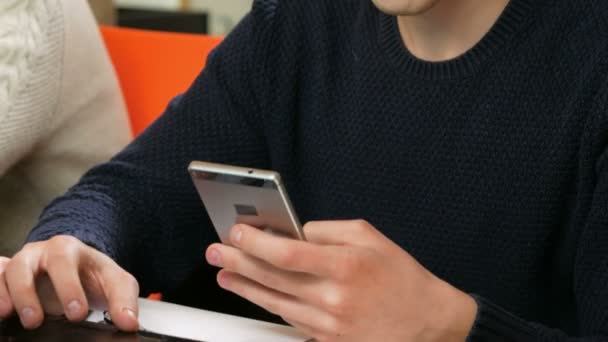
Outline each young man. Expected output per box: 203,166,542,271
0,0,607,340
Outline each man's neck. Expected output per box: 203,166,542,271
397,0,510,62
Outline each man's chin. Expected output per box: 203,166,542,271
371,0,440,16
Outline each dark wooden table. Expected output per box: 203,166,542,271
0,316,198,342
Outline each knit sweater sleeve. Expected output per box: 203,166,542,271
467,157,608,341
26,0,278,295
467,79,608,341
0,0,63,176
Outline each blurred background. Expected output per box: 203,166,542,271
88,0,252,35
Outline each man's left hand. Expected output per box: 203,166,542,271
205,220,477,342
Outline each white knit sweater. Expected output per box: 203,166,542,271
0,0,131,256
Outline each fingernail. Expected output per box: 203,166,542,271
122,307,137,320
21,307,34,323
207,249,222,267
67,300,82,318
218,272,231,288
232,227,243,245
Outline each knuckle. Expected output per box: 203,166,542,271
45,236,82,261
19,242,39,255
44,249,77,272
49,235,82,251
123,272,138,285
276,247,298,269
321,287,348,315
123,272,140,292
302,221,320,235
323,317,347,339
352,219,372,233
46,247,77,263
302,221,313,231
260,296,282,315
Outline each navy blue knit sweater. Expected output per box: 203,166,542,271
28,0,608,340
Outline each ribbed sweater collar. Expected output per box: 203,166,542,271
378,0,537,80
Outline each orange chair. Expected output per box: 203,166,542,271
100,26,223,136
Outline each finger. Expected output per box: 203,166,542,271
303,220,382,247
228,225,341,278
5,247,44,329
43,243,89,321
216,270,336,334
206,244,319,302
0,257,14,318
96,254,139,332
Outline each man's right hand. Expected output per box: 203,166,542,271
0,235,139,331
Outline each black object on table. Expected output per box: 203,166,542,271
118,9,208,34
0,315,200,342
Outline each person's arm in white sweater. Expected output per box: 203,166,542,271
0,0,64,176
0,0,130,179
0,0,130,256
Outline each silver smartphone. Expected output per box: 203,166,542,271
188,161,305,243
